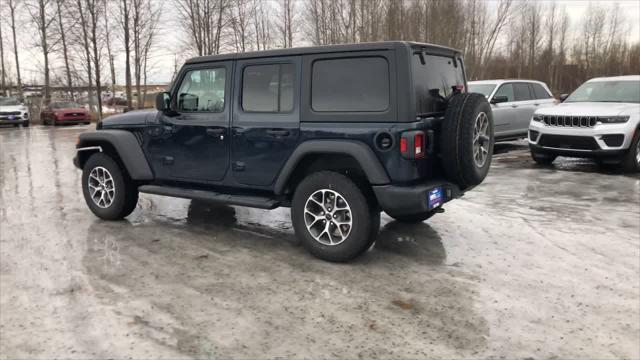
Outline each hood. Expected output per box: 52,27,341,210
101,109,158,128
0,105,28,112
535,102,640,117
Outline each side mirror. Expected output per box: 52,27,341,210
559,94,569,102
155,92,171,111
491,95,509,104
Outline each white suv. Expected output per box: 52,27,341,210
528,75,640,172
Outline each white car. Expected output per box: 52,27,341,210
0,97,30,127
528,75,640,172
468,79,556,141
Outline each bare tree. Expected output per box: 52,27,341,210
176,0,230,56
277,0,295,48
26,0,58,105
85,0,103,118
55,0,73,99
8,0,22,99
119,0,133,109
76,0,94,112
103,0,116,99
0,18,6,96
132,0,161,108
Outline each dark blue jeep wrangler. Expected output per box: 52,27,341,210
74,41,494,262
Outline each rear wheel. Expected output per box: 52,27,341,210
440,93,494,191
621,130,640,172
82,153,138,220
291,171,379,262
531,150,557,165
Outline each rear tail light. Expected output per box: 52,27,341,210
400,130,426,159
414,133,425,158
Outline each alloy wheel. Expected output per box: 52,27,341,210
473,112,490,168
88,166,115,208
304,189,352,246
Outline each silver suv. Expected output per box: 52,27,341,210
469,80,556,141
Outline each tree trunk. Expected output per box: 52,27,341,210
9,0,22,100
56,0,74,100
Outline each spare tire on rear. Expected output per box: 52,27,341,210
440,92,494,191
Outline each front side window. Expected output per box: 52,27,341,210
312,57,389,112
493,84,514,102
565,80,640,103
513,83,532,101
176,68,226,112
242,63,294,112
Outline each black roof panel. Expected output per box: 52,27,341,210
185,41,460,64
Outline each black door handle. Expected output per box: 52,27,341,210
206,128,225,136
266,129,290,137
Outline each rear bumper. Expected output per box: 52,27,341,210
373,180,462,217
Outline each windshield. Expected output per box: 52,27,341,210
565,80,640,103
0,97,21,106
412,51,465,115
468,84,496,98
51,101,82,109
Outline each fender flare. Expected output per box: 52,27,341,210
76,130,154,180
273,140,390,195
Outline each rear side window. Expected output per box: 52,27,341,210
311,57,389,112
413,53,465,114
242,64,294,112
513,83,533,101
531,83,551,99
493,84,514,102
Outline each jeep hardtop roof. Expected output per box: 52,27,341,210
185,41,461,64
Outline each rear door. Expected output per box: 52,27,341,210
530,82,556,111
512,82,536,134
231,56,300,186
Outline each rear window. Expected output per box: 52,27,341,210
413,53,465,115
513,83,533,101
531,83,551,99
311,57,389,112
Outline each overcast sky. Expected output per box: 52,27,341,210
4,0,640,86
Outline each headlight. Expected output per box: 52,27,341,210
532,114,543,122
598,116,630,124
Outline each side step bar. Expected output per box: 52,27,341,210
138,185,280,210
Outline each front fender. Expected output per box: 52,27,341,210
75,130,154,181
273,140,390,195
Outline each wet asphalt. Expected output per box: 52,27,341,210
0,125,639,359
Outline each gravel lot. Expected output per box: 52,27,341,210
1,125,639,359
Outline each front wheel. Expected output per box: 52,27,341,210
621,130,640,173
21,121,29,127
291,171,379,262
82,153,139,220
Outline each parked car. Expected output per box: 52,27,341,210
468,80,556,141
73,41,494,262
528,75,640,172
0,96,30,127
41,101,91,125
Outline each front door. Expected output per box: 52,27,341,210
230,57,301,187
144,63,232,183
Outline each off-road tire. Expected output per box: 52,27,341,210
291,171,380,262
82,153,138,220
531,150,557,165
440,93,494,191
390,210,438,224
621,130,640,173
